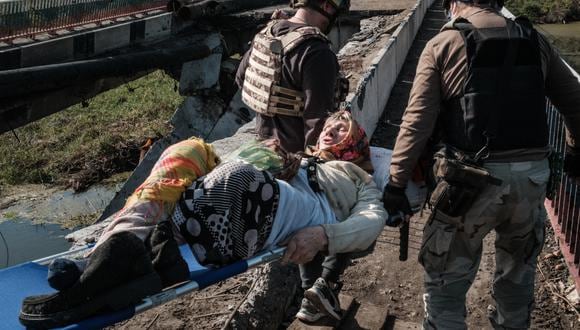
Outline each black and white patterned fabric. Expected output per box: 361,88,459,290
172,162,279,266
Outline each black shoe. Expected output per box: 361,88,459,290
20,231,162,328
19,273,161,329
295,298,326,323
146,221,190,287
304,278,343,320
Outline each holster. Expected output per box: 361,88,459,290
429,155,503,218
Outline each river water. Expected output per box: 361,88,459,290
0,185,116,269
0,219,71,268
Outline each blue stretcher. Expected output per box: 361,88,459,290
0,244,286,329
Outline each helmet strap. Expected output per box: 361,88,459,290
308,2,333,20
307,2,339,34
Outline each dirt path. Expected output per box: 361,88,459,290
338,212,499,328
340,213,580,329
109,211,580,330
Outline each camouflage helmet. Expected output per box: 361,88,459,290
290,0,350,14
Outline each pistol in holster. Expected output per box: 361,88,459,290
429,156,503,218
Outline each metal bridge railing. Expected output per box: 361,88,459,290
546,98,580,286
0,0,167,42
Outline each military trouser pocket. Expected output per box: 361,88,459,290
419,212,459,274
528,168,550,186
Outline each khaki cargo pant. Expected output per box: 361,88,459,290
420,159,550,329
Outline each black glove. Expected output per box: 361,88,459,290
564,145,580,178
383,183,413,227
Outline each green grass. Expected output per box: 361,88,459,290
61,212,100,229
0,70,183,187
536,21,580,38
506,0,580,23
536,23,580,72
2,211,18,219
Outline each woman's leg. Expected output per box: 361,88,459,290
320,253,350,284
93,199,167,251
299,253,326,289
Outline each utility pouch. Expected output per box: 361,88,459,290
430,156,502,217
434,157,502,188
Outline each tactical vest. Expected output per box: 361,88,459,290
440,17,548,155
242,20,348,117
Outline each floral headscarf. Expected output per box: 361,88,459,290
307,111,374,174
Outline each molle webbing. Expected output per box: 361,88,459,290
440,17,548,152
242,21,329,117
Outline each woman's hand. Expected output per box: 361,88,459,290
281,226,328,264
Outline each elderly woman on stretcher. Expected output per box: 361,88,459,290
19,111,402,328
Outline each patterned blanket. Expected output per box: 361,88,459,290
94,138,220,249
126,138,220,211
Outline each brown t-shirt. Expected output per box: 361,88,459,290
389,7,580,187
236,20,339,153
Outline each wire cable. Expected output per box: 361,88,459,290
0,229,10,268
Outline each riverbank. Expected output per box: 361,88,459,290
0,70,182,191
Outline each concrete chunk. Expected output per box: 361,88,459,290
179,53,222,94
33,33,52,41
179,33,223,94
346,301,389,330
144,14,171,39
12,37,33,45
54,29,72,36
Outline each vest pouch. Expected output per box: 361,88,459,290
419,211,459,274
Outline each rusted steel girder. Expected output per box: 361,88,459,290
167,0,287,21
0,43,211,100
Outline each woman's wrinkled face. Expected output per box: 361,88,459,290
318,119,349,150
